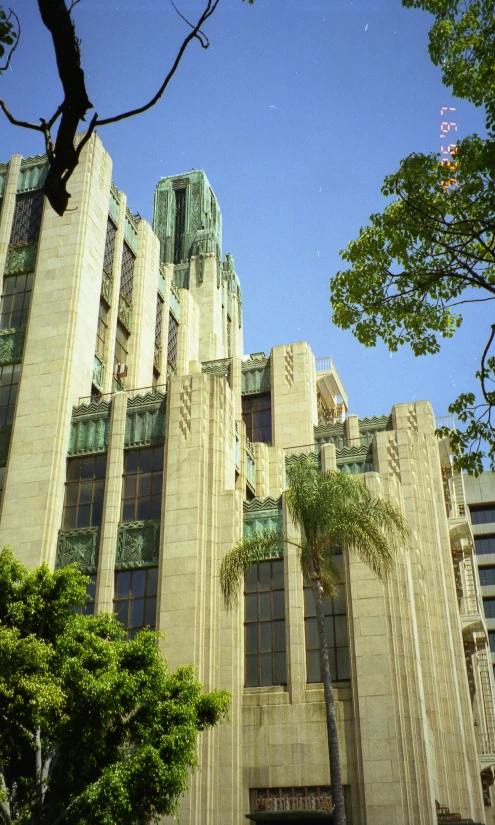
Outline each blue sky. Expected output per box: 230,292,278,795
0,0,488,420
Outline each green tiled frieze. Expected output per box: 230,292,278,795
243,497,283,556
125,391,166,447
56,527,100,573
0,327,26,366
116,520,160,569
201,358,231,383
118,293,132,332
69,399,111,456
338,459,374,474
5,242,37,275
358,415,392,446
336,444,374,474
0,425,12,467
241,353,271,395
101,270,113,306
314,421,346,449
92,354,105,393
109,183,120,225
285,450,320,470
17,156,48,193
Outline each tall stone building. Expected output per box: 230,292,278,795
0,133,493,825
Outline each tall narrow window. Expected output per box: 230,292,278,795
167,312,179,374
114,567,158,639
120,242,135,304
0,364,21,427
10,191,44,245
244,559,286,687
242,393,272,444
470,504,495,525
0,273,34,330
304,554,350,683
96,300,109,359
474,535,495,555
173,188,186,264
114,321,129,387
72,574,97,616
121,447,163,522
62,455,107,529
103,218,117,276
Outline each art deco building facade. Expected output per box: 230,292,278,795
0,134,493,825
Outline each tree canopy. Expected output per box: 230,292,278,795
331,0,495,475
0,548,229,825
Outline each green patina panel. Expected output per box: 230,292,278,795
0,425,12,467
56,527,100,573
358,414,392,446
116,520,160,569
17,156,48,193
101,270,113,306
241,354,271,395
109,183,120,226
243,497,283,557
0,327,26,366
118,293,132,332
336,444,374,474
68,399,111,456
5,242,37,275
92,355,105,393
201,358,231,384
125,391,166,447
314,421,346,449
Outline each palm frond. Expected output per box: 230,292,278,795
220,530,283,610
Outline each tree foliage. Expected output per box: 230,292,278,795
0,0,254,216
331,0,495,474
0,548,229,825
0,7,18,71
220,458,408,825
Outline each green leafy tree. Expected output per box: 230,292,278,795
220,458,408,825
0,547,230,825
332,0,495,475
0,7,18,72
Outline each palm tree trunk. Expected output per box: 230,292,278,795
312,576,346,825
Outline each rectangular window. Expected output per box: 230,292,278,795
483,597,495,619
10,191,44,245
114,567,158,639
121,446,163,522
155,294,164,347
479,566,495,586
174,188,186,264
244,559,286,687
96,300,109,359
72,574,97,616
120,242,135,304
242,393,272,444
304,555,350,683
167,312,179,373
62,455,107,529
0,364,21,427
489,631,495,653
0,273,34,330
474,535,495,556
103,217,117,276
470,504,495,525
114,321,129,387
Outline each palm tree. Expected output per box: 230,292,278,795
220,457,409,825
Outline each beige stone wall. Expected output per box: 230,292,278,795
271,342,318,451
0,135,112,568
127,219,160,390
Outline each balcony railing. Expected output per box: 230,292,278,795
315,356,334,373
459,595,482,617
476,732,495,756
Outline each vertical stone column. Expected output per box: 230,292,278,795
271,342,317,450
254,442,270,498
188,254,225,362
176,288,199,376
159,371,242,825
284,498,306,705
321,443,337,474
0,155,21,277
345,414,360,447
96,391,126,613
0,134,112,568
127,220,160,389
102,191,126,393
157,265,172,381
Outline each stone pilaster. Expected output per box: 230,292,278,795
271,342,317,450
96,391,126,613
102,191,126,393
0,134,112,568
0,155,21,279
127,220,160,389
